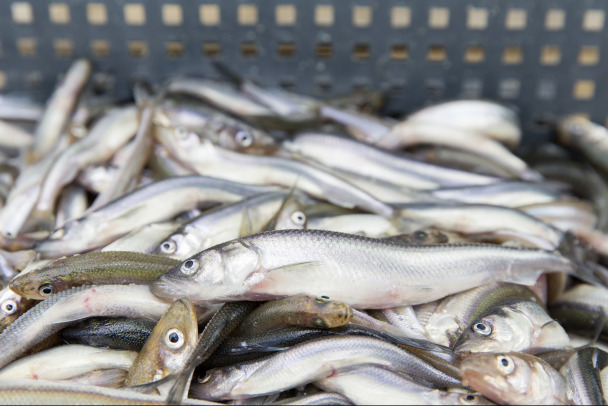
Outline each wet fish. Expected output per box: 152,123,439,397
461,352,568,405
453,299,570,354
549,284,608,341
125,298,198,388
61,317,156,351
560,347,608,405
151,229,593,308
9,251,180,300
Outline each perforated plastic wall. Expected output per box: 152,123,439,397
1,0,607,140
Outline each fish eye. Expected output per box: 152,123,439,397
290,211,306,226
472,322,492,336
180,259,199,275
235,130,253,147
199,372,212,384
496,355,515,374
1,299,18,315
460,394,479,404
38,283,56,297
414,230,428,240
165,328,185,349
174,126,189,139
160,240,177,254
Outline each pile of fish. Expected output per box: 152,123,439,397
0,58,608,405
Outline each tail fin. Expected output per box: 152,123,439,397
557,231,605,287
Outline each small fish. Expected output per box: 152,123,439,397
453,299,570,354
9,251,180,300
560,347,608,405
461,352,568,405
125,298,198,388
234,295,352,336
61,317,156,351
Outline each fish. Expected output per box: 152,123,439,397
9,251,180,300
61,317,156,351
151,229,595,309
316,366,492,405
560,347,608,405
34,176,280,258
0,379,220,405
125,298,198,389
0,344,137,381
234,295,352,336
453,299,570,354
461,352,569,405
549,284,608,341
0,284,175,369
192,336,460,400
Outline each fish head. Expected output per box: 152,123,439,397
34,218,95,259
8,258,71,300
454,306,532,353
127,298,198,385
297,295,353,328
215,124,278,155
0,287,34,333
151,240,261,303
194,365,248,401
556,115,591,145
461,352,534,405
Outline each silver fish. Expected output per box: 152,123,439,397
151,229,589,309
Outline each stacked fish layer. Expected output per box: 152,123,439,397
0,59,606,404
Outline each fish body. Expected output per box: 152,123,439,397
61,317,156,351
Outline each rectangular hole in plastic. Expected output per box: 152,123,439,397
54,39,73,57
583,10,604,31
579,46,599,65
537,81,556,100
316,43,332,58
353,43,370,60
128,41,148,57
200,5,220,26
429,7,449,29
276,5,296,26
49,3,70,24
165,41,184,58
91,40,110,57
505,9,526,30
240,42,258,58
87,3,107,25
503,46,523,64
238,5,258,26
17,38,36,56
124,4,145,25
465,45,484,63
391,7,410,28
12,2,33,24
573,80,595,100
277,42,295,58
427,45,446,62
162,4,182,26
467,8,488,30
353,6,371,27
499,79,520,99
0,72,5,89
545,9,565,30
390,44,408,60
202,42,221,57
315,5,334,26
541,46,561,65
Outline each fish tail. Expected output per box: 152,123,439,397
557,231,605,287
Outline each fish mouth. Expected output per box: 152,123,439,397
150,277,185,301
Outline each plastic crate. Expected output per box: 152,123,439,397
1,0,607,141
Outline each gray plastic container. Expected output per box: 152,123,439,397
1,0,607,140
